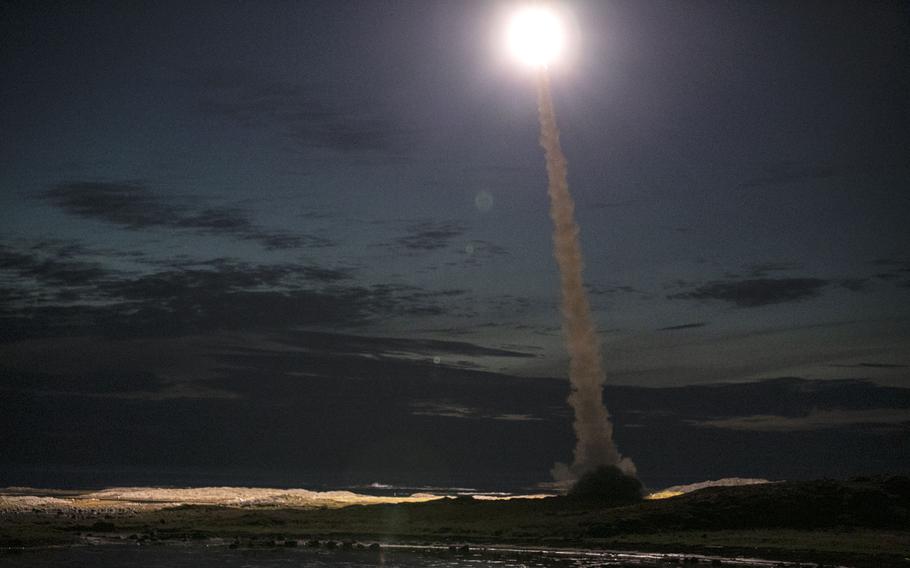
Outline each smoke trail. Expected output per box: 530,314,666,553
536,72,636,485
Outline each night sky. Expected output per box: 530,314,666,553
2,1,909,490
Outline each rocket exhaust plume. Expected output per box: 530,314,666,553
536,72,636,485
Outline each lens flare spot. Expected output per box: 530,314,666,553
474,190,494,212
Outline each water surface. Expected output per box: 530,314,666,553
0,543,781,567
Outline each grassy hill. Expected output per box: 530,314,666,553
2,475,909,567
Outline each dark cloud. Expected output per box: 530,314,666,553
437,240,511,269
484,294,536,314
0,241,454,344
25,239,142,261
871,258,910,268
688,408,910,432
874,273,901,281
394,222,467,251
668,278,829,307
658,322,707,331
252,232,334,250
0,251,471,343
100,266,459,331
588,284,640,297
42,182,175,228
461,240,508,259
829,362,908,369
410,401,543,422
41,182,331,250
746,261,802,277
59,383,241,401
0,243,108,287
366,284,473,318
272,330,534,360
176,207,254,232
661,279,697,291
0,287,27,302
837,278,870,292
192,70,412,156
585,285,654,312
295,265,354,283
0,288,365,343
13,380,224,403
101,263,307,301
869,259,910,284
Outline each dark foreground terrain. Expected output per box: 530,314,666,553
2,476,908,567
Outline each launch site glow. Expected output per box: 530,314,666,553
506,5,565,69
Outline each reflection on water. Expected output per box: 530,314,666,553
0,543,779,568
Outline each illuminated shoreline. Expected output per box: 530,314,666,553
0,486,556,514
